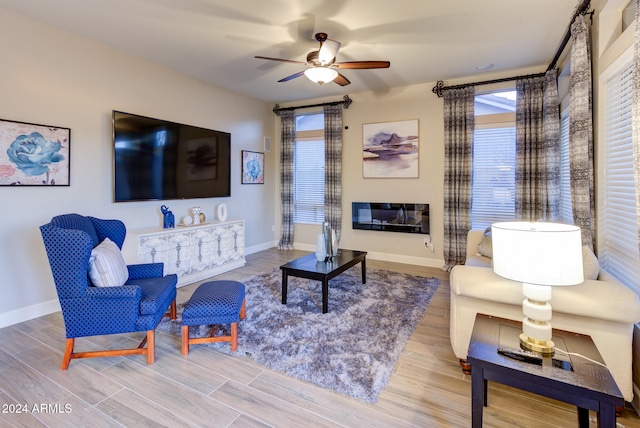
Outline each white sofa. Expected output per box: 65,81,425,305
450,229,640,402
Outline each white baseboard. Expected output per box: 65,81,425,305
1,241,441,329
245,241,277,255
293,243,444,268
0,298,61,330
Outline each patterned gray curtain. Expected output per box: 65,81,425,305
443,86,475,270
633,0,640,254
324,104,343,242
569,14,596,249
515,69,560,221
277,111,295,250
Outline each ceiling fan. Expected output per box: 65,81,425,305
255,33,390,86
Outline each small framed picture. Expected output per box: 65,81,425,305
241,150,264,184
0,118,70,186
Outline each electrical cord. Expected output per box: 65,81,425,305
554,348,611,371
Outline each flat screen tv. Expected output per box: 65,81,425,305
112,111,231,202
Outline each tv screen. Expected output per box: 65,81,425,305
112,111,231,202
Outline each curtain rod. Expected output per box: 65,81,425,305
548,0,593,70
432,0,592,97
431,72,546,97
272,94,352,116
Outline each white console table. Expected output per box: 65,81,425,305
122,219,246,287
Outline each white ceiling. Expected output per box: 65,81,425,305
0,0,579,103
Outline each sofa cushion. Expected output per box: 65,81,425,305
127,275,177,315
465,255,492,268
88,238,129,287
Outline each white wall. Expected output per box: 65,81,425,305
0,8,276,328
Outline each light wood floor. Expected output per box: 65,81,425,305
2,248,640,427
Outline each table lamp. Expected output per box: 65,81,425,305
491,221,583,356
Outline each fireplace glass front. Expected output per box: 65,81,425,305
352,203,429,234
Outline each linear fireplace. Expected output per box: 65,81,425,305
352,202,429,234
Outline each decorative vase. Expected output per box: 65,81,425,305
322,222,332,260
192,206,201,225
217,203,228,221
315,233,326,262
331,229,338,256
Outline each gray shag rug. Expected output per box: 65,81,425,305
157,266,440,403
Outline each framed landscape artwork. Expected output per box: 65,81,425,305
241,150,264,184
0,118,70,186
362,119,419,178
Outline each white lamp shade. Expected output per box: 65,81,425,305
491,221,584,286
304,67,338,85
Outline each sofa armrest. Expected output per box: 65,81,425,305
127,263,164,279
86,284,141,300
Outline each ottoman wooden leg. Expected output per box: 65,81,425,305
231,322,238,351
240,298,246,319
181,325,189,355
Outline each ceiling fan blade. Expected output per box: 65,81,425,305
319,39,341,65
335,61,390,69
255,55,305,65
278,71,306,82
333,73,351,86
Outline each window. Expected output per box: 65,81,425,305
293,113,325,224
600,52,640,293
471,90,517,230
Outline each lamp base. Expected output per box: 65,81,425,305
519,333,555,357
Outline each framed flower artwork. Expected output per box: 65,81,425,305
0,118,70,186
241,150,264,184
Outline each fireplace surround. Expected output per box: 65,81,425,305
352,202,429,234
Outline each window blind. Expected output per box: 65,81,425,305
601,59,640,293
294,139,325,223
471,126,516,230
559,110,574,224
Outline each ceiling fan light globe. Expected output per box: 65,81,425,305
304,67,338,85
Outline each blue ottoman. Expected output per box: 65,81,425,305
181,280,246,355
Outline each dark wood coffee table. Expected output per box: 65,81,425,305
280,249,367,314
467,314,623,428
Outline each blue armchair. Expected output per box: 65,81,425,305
40,213,177,369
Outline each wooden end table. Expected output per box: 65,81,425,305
280,249,367,314
467,314,623,428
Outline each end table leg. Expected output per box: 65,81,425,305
322,279,329,314
471,366,485,428
361,257,367,284
281,271,288,305
577,407,589,427
597,404,616,428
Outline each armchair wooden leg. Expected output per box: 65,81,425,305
61,338,74,370
170,299,177,320
181,326,189,355
146,330,155,365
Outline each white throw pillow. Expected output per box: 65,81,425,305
582,245,600,280
88,237,129,287
476,227,493,258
